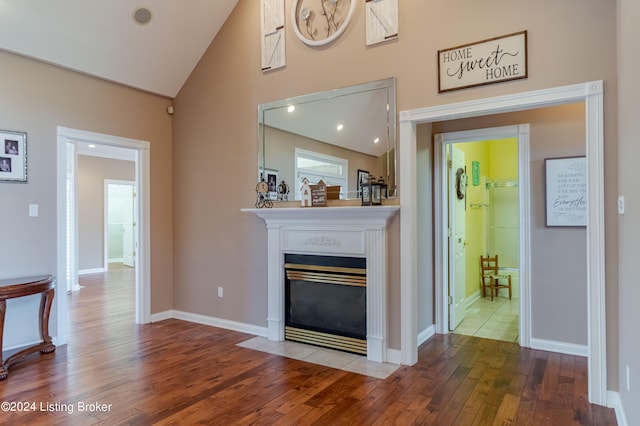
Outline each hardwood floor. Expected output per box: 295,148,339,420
0,267,616,425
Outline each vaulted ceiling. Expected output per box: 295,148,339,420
0,1,239,98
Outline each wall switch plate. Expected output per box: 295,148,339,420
627,365,631,392
617,196,625,214
28,204,39,217
217,287,223,298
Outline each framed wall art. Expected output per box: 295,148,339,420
438,31,528,93
545,156,586,227
0,129,27,183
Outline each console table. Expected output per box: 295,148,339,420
0,275,56,380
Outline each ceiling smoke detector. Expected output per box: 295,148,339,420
133,7,152,25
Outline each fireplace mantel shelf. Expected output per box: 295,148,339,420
241,205,399,224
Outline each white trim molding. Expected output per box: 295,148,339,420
78,268,106,275
418,325,436,346
607,391,629,426
530,338,589,357
172,310,269,337
399,81,606,405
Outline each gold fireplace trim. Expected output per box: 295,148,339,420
284,263,366,287
285,326,367,355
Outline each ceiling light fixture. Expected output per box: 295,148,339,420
374,138,380,144
287,105,295,113
133,7,152,25
88,144,96,148
337,124,344,131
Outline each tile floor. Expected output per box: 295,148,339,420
237,336,400,379
452,296,519,343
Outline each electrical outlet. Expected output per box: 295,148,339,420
217,287,223,298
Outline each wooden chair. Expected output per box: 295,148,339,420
480,255,512,301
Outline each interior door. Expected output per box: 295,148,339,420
122,185,135,268
449,145,467,329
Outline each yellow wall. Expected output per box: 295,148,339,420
490,139,518,180
457,138,518,298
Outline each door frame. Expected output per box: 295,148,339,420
399,81,606,405
104,180,136,268
56,127,151,347
437,125,530,344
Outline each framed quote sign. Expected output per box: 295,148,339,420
438,31,527,93
545,156,586,227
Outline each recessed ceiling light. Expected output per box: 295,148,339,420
287,105,295,113
133,7,152,25
374,138,380,144
88,144,96,148
337,124,344,131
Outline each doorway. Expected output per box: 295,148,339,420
442,131,522,343
105,180,136,269
56,127,151,347
398,81,606,405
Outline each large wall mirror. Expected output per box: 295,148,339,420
258,77,397,201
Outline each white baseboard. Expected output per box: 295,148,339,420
607,391,628,426
78,267,105,275
150,310,174,323
530,338,588,357
465,290,481,308
386,349,401,365
418,325,436,346
3,339,47,352
108,258,124,263
153,310,402,362
153,310,268,338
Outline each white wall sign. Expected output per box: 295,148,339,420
438,31,527,93
261,0,286,71
545,156,587,227
365,0,398,46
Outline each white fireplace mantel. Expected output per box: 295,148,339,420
242,206,399,362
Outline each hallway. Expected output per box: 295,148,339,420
453,296,519,343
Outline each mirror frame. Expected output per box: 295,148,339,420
258,77,397,200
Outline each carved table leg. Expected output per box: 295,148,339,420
0,300,7,380
38,288,56,354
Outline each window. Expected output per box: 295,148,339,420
294,148,348,199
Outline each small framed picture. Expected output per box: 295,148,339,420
357,169,369,194
0,130,27,183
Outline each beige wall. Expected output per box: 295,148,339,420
0,51,174,348
172,0,617,375
617,0,639,419
77,155,135,270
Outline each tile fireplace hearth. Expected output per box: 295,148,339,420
242,206,399,363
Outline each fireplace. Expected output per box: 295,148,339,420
285,254,366,354
241,205,399,362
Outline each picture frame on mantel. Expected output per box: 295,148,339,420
544,156,587,227
357,169,369,195
0,129,27,183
